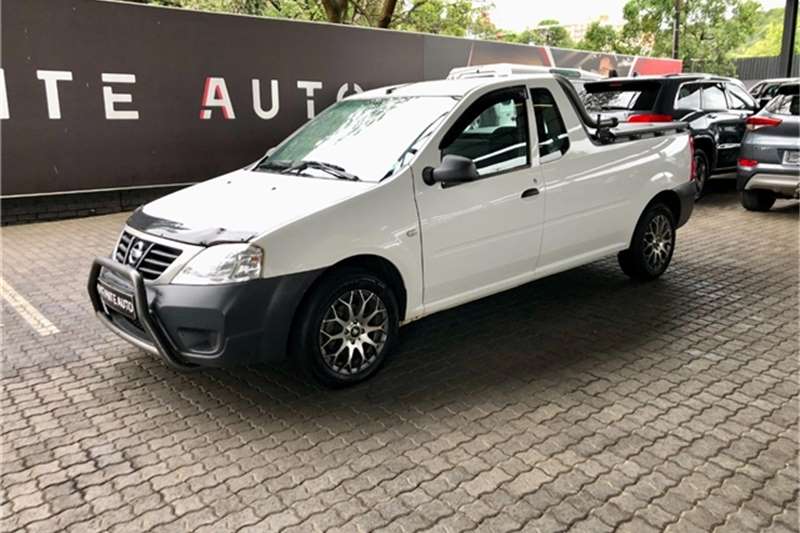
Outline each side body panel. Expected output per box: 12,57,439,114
252,169,425,320
409,83,546,313
534,79,692,277
411,78,692,319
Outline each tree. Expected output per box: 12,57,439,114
394,0,494,37
578,21,619,53
736,7,800,57
617,0,761,75
143,0,402,27
502,19,574,47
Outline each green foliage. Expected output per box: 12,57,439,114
140,0,493,32
735,8,800,57
130,0,779,74
395,0,495,38
578,22,619,53
501,19,574,47
618,0,761,75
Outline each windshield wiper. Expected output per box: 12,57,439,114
254,159,293,172
285,160,361,181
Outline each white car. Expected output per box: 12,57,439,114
89,73,696,387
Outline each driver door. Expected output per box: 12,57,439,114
413,86,544,311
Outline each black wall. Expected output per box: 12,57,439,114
1,0,680,202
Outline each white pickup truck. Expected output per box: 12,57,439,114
89,72,695,387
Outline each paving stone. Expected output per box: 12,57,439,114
1,191,798,532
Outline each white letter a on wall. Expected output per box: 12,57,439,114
200,77,235,120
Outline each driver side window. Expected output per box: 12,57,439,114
441,89,530,177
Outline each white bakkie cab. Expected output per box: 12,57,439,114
89,70,696,387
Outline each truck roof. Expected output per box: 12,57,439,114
354,73,556,99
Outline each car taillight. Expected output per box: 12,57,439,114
689,135,696,181
627,114,673,123
738,158,758,169
745,116,782,130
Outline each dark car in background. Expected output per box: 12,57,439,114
749,77,800,109
737,83,800,211
583,74,758,198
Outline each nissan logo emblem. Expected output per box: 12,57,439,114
128,240,145,265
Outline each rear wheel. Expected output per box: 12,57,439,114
741,189,775,212
618,203,676,281
693,149,710,200
292,268,399,388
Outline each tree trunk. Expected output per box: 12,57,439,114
321,0,348,23
377,0,398,28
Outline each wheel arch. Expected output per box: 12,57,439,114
628,190,683,248
646,190,682,226
325,255,408,321
286,254,409,354
692,134,716,170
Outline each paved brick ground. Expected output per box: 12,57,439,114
1,187,798,532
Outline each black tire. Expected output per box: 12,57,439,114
693,149,710,200
741,189,776,212
618,203,676,281
292,268,399,388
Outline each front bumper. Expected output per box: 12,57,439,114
88,257,321,368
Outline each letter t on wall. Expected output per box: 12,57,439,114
297,81,323,119
36,70,73,119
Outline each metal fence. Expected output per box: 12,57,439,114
734,56,800,82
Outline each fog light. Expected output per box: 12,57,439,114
177,327,219,353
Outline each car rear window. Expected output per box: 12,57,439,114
766,91,800,116
582,81,662,112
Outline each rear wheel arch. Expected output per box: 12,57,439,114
692,135,716,169
634,191,681,246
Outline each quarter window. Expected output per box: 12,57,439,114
727,83,755,110
701,84,727,111
530,88,570,160
766,92,800,116
441,89,529,176
676,83,702,109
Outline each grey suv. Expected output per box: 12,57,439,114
737,83,800,211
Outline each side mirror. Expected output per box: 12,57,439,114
423,155,479,186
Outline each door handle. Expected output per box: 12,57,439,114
521,188,540,199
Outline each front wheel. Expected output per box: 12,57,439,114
292,268,399,388
618,204,676,281
741,189,775,212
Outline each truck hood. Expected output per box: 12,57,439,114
128,169,375,245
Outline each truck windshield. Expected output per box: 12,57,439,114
264,96,458,182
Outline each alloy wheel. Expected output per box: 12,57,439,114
693,154,707,199
643,214,673,272
318,289,388,376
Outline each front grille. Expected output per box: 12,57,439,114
114,231,182,281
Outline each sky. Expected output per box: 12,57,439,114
489,0,787,32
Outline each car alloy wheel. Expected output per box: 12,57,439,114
642,213,673,273
318,289,389,376
693,152,708,199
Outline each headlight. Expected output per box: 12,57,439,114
172,244,263,285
